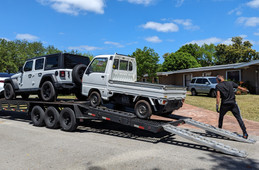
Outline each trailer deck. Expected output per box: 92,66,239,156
0,98,256,158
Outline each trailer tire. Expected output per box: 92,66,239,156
31,106,45,127
88,91,101,107
40,81,56,102
60,107,78,132
72,64,87,85
4,83,15,100
44,106,60,129
134,100,152,119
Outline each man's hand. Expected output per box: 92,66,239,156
216,104,220,113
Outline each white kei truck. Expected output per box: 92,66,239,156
82,53,186,119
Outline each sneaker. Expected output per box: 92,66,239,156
243,133,248,139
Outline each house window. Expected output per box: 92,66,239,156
226,70,241,82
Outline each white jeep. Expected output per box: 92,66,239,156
4,53,90,101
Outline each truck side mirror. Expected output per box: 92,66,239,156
19,67,23,73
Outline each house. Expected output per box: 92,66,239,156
157,60,259,94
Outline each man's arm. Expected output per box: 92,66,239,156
237,86,249,92
216,90,220,113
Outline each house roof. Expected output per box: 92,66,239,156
157,59,259,76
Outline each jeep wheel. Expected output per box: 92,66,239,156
72,64,87,85
88,91,101,107
134,100,152,119
4,83,15,100
191,89,197,96
41,81,56,102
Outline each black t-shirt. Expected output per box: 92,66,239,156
216,81,238,105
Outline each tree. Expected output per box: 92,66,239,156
162,52,200,72
131,47,159,81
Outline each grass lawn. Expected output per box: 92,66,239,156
185,93,259,122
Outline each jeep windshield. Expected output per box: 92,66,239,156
64,54,90,69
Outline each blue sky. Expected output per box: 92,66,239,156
1,0,259,63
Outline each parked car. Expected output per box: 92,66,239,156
188,77,217,97
4,53,90,101
0,73,14,98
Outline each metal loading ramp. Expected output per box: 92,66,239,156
162,124,248,158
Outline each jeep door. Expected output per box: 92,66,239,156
31,58,44,88
83,57,108,98
19,60,34,90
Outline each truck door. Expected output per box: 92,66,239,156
83,57,108,98
19,60,34,90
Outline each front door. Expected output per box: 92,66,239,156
19,60,34,90
83,57,108,98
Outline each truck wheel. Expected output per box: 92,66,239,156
21,94,30,100
191,89,197,96
44,106,60,129
88,91,101,107
210,89,216,98
134,100,152,119
4,83,15,100
60,107,77,132
72,64,87,85
31,105,45,127
41,81,56,102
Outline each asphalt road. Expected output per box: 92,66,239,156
0,111,259,170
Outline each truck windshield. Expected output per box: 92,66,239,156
64,54,90,69
88,58,108,73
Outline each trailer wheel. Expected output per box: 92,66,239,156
60,107,77,132
40,81,56,102
4,83,15,100
44,106,60,129
88,91,101,107
31,105,45,127
134,100,152,119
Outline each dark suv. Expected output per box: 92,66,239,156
4,53,90,101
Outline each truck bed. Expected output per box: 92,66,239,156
108,80,186,100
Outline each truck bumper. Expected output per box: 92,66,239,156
156,100,183,114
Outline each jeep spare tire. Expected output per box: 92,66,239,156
72,64,87,85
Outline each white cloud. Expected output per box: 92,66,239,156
38,0,105,15
16,34,39,41
104,41,124,48
68,45,102,51
186,37,222,46
237,17,259,27
173,19,200,30
120,0,155,5
228,6,243,16
247,0,259,8
141,21,179,32
145,36,162,43
175,0,184,7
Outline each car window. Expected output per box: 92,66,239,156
113,59,119,70
209,78,217,84
119,60,128,71
35,58,44,70
129,62,133,71
64,54,90,69
191,79,196,83
196,78,203,84
88,58,108,73
203,79,209,84
24,61,33,72
45,55,59,69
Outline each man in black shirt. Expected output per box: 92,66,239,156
215,75,249,139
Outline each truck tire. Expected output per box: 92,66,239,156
21,94,30,100
191,89,197,96
40,81,56,102
60,107,78,132
88,91,101,107
72,64,87,85
4,83,15,100
44,106,60,129
134,100,152,119
31,105,45,127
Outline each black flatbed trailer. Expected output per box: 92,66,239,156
0,98,256,158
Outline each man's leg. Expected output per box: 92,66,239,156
231,103,247,136
218,104,229,128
